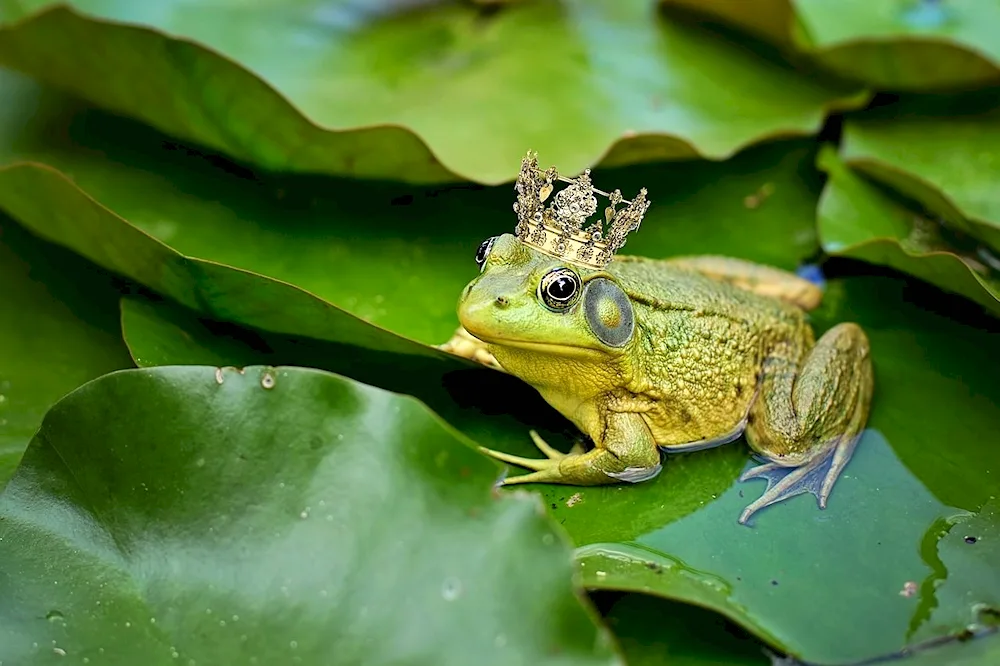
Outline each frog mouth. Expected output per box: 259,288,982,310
463,328,607,357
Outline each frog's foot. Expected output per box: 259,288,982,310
740,322,873,525
437,326,504,371
479,417,662,486
738,429,861,525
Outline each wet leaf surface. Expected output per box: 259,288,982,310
0,365,620,666
0,1,864,183
662,0,1000,90
816,145,1000,316
0,216,132,487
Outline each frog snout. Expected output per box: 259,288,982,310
494,295,510,307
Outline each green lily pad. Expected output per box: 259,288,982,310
841,95,1000,251
0,1,865,183
0,216,132,487
911,499,1000,643
816,145,1000,316
0,364,620,666
0,68,825,347
661,0,1000,91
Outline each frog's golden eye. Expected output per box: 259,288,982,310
475,236,498,272
584,278,634,348
538,267,581,311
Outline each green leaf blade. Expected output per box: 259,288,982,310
0,365,620,666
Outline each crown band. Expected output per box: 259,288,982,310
512,151,650,270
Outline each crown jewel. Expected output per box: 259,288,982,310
512,151,650,269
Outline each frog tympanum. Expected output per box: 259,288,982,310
440,152,873,525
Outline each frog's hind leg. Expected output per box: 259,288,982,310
665,255,823,311
739,323,873,525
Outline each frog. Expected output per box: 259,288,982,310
441,147,879,525
440,234,874,524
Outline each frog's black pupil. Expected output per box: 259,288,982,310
548,276,576,301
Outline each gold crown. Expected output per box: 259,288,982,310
512,150,650,270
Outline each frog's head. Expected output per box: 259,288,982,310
457,234,636,383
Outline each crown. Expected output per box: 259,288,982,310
511,150,650,270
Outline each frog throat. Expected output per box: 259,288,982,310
511,150,651,270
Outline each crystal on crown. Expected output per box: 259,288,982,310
512,150,649,270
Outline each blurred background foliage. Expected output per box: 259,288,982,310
0,0,998,664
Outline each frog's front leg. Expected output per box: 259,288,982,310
437,326,504,371
739,323,873,525
480,412,662,486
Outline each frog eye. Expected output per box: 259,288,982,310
475,236,498,272
584,278,634,348
538,268,581,311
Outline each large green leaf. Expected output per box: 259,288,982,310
662,0,1000,91
0,365,620,665
816,145,1000,316
841,94,1000,251
0,68,824,346
0,216,132,487
0,1,865,184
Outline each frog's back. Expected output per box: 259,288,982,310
609,255,804,323
606,255,810,447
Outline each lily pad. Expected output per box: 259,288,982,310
662,0,1000,91
0,68,826,346
0,216,132,487
816,144,1000,316
841,94,1000,250
0,1,865,183
0,365,620,666
910,498,1000,643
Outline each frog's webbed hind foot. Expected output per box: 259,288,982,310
740,322,873,526
437,326,504,371
738,429,862,524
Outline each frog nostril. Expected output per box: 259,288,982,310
495,296,510,307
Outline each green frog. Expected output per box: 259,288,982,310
439,152,874,525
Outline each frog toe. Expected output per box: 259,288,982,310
738,460,829,525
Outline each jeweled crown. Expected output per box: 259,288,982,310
512,150,650,270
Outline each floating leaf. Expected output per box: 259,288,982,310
662,0,1000,91
0,365,620,666
0,68,825,345
0,1,865,183
0,216,132,487
910,499,1000,643
842,95,1000,251
817,145,1000,316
